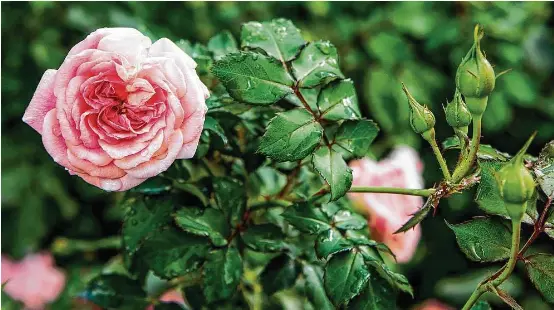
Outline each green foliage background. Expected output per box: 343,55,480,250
1,2,553,309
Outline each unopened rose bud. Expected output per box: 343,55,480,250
496,134,536,220
445,89,472,130
402,83,435,137
455,25,495,116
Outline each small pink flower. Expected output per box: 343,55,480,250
348,146,424,263
1,253,66,310
23,28,209,191
414,299,454,310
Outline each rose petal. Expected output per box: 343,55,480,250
149,38,197,69
23,70,58,134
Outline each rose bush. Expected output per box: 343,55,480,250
348,146,424,263
22,28,209,191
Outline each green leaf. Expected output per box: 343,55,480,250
366,262,413,297
317,79,361,121
172,183,209,207
446,217,512,262
324,250,370,306
312,145,353,201
137,228,209,279
534,141,554,198
470,301,492,310
122,198,173,258
292,41,344,88
302,264,334,310
315,228,353,258
332,210,367,230
281,202,331,234
349,272,397,310
212,51,294,105
241,224,286,252
334,120,379,158
203,116,228,144
213,177,246,227
80,274,148,309
260,254,300,295
202,246,242,303
476,161,538,225
241,18,305,63
174,207,230,247
207,30,238,60
258,109,323,162
130,177,171,194
524,253,554,303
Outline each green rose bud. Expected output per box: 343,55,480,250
402,83,435,136
445,89,472,130
455,25,495,116
496,133,536,221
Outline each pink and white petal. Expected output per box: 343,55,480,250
118,174,148,191
66,143,112,166
126,131,183,179
97,28,151,64
23,69,58,134
113,130,164,170
67,151,126,179
54,49,95,98
176,137,200,159
176,107,206,159
98,138,150,160
180,66,207,118
66,28,119,57
41,109,76,172
76,173,122,192
149,38,197,69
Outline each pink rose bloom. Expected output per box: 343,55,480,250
348,146,424,263
414,299,454,310
23,28,209,191
1,253,66,309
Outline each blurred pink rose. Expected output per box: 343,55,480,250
1,253,66,309
23,28,209,191
348,146,424,263
146,289,185,310
414,299,454,310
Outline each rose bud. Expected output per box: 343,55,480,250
455,24,495,116
445,89,472,134
496,133,536,221
402,83,435,140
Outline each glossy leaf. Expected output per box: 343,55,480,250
292,41,344,88
312,145,353,201
315,228,353,258
324,250,370,306
174,207,230,247
203,116,228,144
446,217,512,262
80,274,148,309
524,253,554,303
213,177,246,227
212,51,294,105
207,30,238,60
281,202,332,234
470,301,492,310
334,120,380,158
317,79,361,121
302,264,334,310
332,210,367,230
367,261,413,297
203,246,243,303
122,198,173,258
349,272,397,310
241,18,305,62
137,228,209,279
258,109,323,162
241,224,286,252
260,254,300,295
534,140,554,198
130,178,171,194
